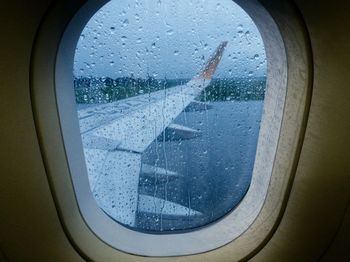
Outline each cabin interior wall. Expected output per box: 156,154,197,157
0,1,83,261
251,0,350,261
0,0,349,261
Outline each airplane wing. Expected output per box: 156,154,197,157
78,41,228,227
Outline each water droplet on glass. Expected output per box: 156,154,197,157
122,19,129,27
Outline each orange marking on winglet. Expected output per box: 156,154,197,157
198,41,228,80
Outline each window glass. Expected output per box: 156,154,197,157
74,0,266,232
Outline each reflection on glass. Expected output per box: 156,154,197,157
74,0,266,232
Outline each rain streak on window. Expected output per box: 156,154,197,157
74,0,267,232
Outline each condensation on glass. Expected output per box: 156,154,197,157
73,0,267,232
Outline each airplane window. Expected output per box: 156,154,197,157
73,0,266,232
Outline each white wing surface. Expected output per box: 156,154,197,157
78,42,228,226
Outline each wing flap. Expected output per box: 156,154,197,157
138,194,202,217
90,150,141,226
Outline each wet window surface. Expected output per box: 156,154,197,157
73,0,266,232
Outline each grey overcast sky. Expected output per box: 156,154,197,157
74,0,266,79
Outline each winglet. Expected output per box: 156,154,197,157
198,41,228,80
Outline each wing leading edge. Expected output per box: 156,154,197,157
79,41,228,227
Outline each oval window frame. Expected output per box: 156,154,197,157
30,0,312,259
